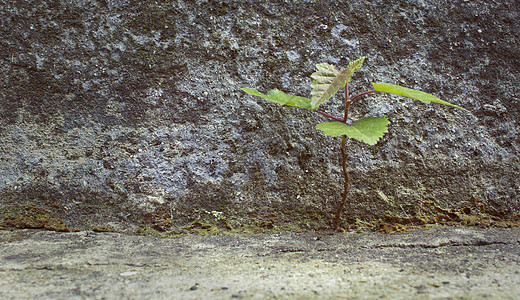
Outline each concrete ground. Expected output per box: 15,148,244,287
1,227,519,299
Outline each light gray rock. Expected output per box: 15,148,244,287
1,227,519,299
0,0,518,230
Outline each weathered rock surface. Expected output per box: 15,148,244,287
0,0,519,230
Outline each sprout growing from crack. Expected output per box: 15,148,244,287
242,57,466,230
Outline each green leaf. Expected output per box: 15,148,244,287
316,116,390,145
372,82,467,110
241,88,313,110
310,57,365,110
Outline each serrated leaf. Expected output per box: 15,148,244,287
241,88,313,110
310,57,365,110
372,82,467,110
316,116,390,145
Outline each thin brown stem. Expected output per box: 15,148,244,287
319,87,376,229
350,90,378,102
332,84,353,230
315,110,343,122
333,135,349,230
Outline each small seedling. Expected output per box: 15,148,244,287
242,57,466,230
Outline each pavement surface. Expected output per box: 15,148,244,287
1,227,519,299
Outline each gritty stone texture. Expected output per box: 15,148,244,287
0,0,519,230
1,227,520,299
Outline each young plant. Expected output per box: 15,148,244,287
242,57,466,230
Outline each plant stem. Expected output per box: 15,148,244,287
350,90,378,102
315,110,343,122
334,135,350,230
315,91,379,123
313,88,376,229
333,84,352,230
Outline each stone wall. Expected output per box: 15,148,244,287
1,0,518,230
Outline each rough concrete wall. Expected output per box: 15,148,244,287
1,0,519,230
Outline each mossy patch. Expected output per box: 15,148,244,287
136,206,315,237
0,205,70,232
340,198,520,234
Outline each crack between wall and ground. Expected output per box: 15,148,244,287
374,240,512,249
